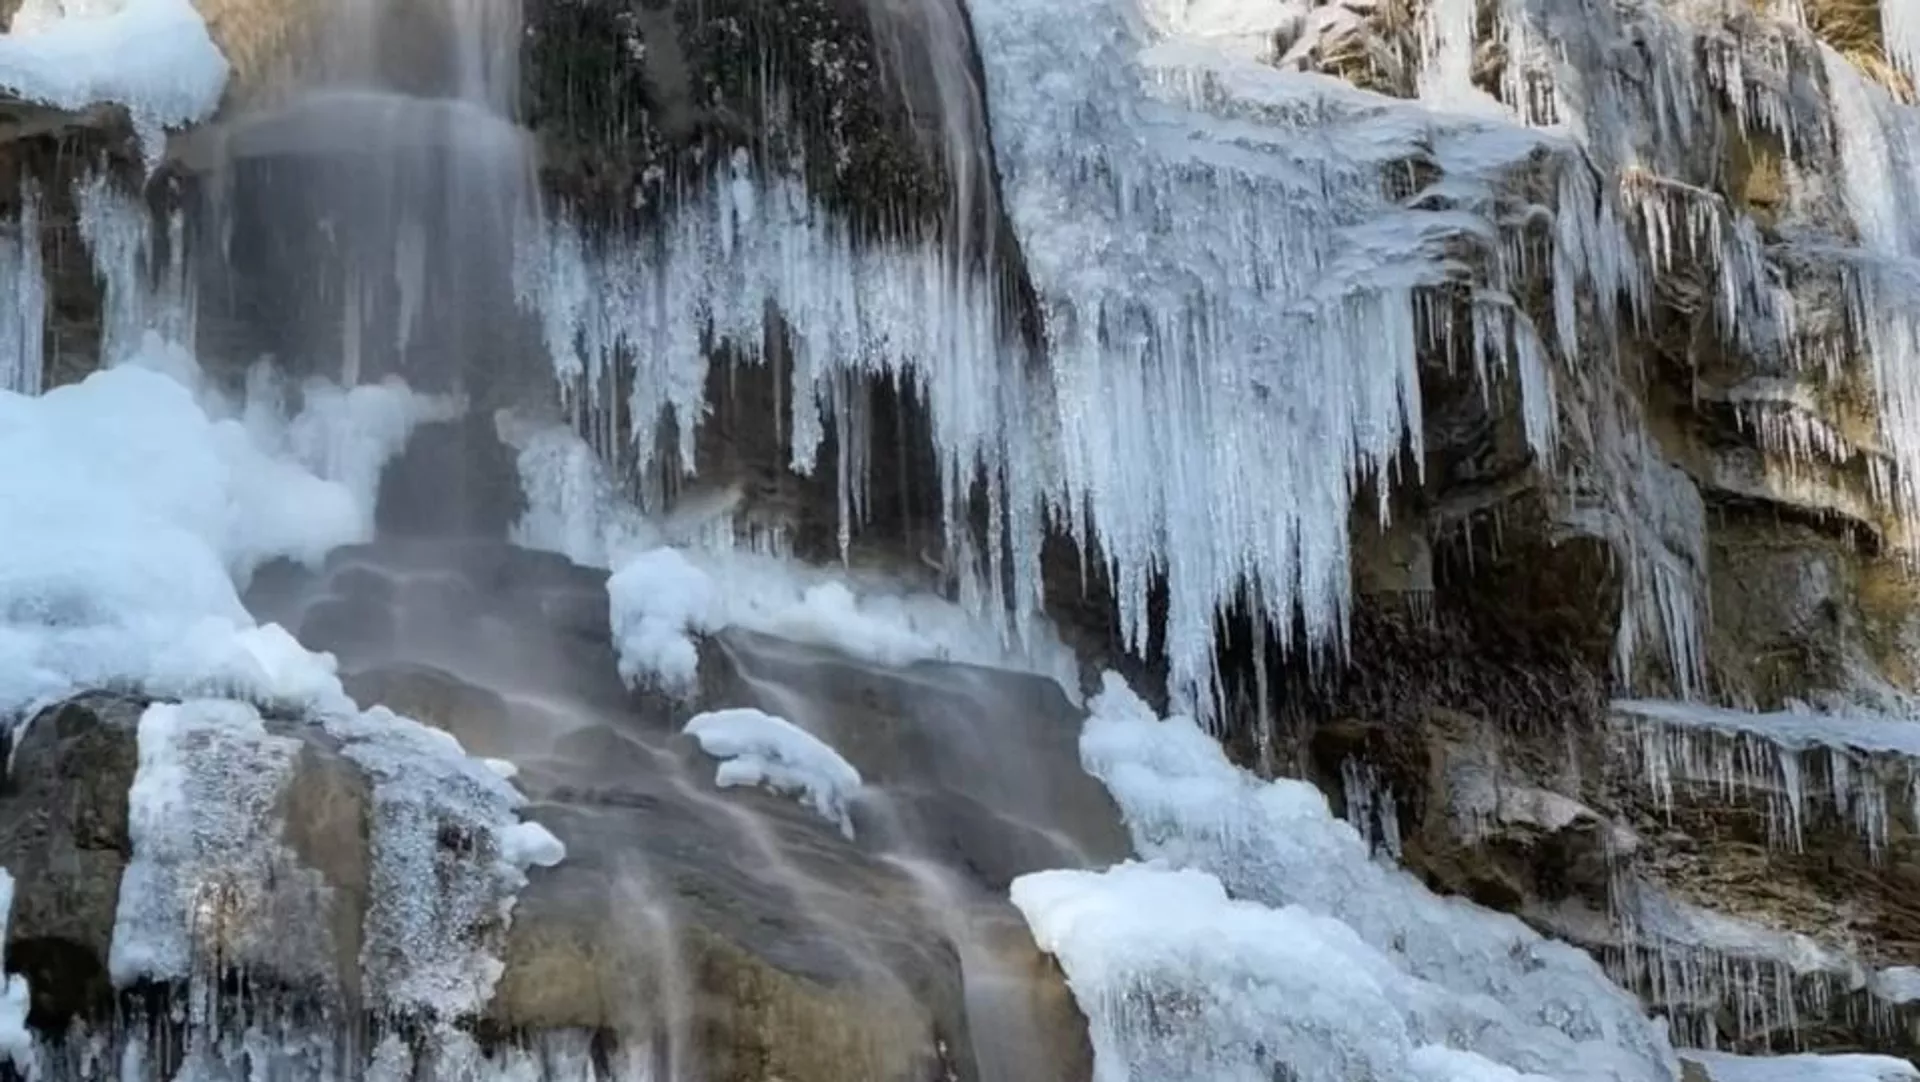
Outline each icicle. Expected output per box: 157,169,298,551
75,173,194,365
0,183,46,396
1341,757,1404,860
1886,3,1920,81
1614,699,1920,861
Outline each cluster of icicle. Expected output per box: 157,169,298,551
1612,698,1920,862
1599,877,1870,1053
506,0,1920,723
511,0,1757,724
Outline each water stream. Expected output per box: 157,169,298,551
242,537,1121,1079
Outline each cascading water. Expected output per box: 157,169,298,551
193,0,533,392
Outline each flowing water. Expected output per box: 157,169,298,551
189,0,533,391
241,538,1125,1079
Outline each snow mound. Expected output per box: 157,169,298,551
0,337,452,718
607,546,721,695
1019,672,1680,1082
0,0,229,160
684,707,863,838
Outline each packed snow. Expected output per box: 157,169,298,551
1012,673,1680,1082
684,707,864,838
0,0,229,161
607,546,721,695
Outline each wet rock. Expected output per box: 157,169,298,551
0,693,144,1028
343,663,522,759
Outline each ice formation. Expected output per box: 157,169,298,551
0,335,452,717
507,0,1767,721
1014,672,1681,1082
76,170,196,363
507,415,1084,696
1587,878,1863,1050
1613,698,1920,860
0,184,45,397
110,699,317,986
684,707,865,838
1688,1051,1920,1082
324,703,565,1021
0,870,32,1075
0,0,229,162
1013,861,1562,1082
1818,49,1920,527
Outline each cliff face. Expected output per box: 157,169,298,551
1281,0,1920,1059
7,0,1920,1075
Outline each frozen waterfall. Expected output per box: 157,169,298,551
5,0,1920,1078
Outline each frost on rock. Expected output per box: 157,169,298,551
684,707,864,838
1612,698,1920,860
1041,672,1679,1082
323,704,563,1023
108,700,337,991
0,870,33,1075
0,0,229,163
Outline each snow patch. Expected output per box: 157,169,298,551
0,335,454,717
684,707,863,838
1021,672,1680,1082
0,0,229,162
